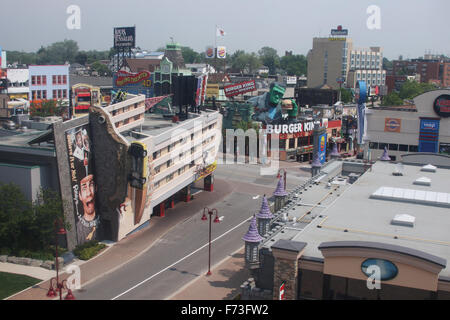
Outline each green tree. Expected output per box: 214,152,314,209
382,57,393,70
181,46,201,64
230,50,261,74
280,54,307,76
339,88,353,103
399,80,435,100
90,61,112,76
258,46,280,75
381,92,404,106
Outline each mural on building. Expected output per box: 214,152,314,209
65,124,99,244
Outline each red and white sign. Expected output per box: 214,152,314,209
224,80,256,97
279,282,285,300
115,70,150,86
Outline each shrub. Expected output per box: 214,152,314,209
73,241,106,261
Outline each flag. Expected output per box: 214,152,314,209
216,27,226,37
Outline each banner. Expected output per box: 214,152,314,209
66,124,99,245
145,95,172,111
356,81,367,144
205,46,215,59
217,46,226,59
224,80,256,97
318,132,327,164
384,118,401,132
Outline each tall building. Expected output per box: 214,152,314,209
347,47,386,89
392,59,441,84
307,35,353,89
443,62,450,88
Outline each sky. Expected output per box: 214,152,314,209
1,0,449,60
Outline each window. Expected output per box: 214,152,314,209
37,90,41,99
58,90,62,98
369,142,379,150
389,144,398,151
154,165,161,174
167,159,172,167
58,75,62,84
153,150,161,160
36,76,41,85
191,133,194,140
42,90,47,99
31,76,36,85
42,76,46,85
63,75,67,84
31,91,36,100
63,90,67,98
52,75,56,85
379,142,387,150
53,90,57,98
409,145,418,152
399,144,408,152
289,138,295,149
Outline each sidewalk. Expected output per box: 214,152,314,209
168,247,249,300
5,178,235,300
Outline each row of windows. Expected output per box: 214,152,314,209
153,123,217,161
153,161,196,189
31,75,67,86
31,89,67,100
369,142,418,152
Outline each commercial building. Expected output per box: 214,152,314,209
241,153,450,300
6,68,29,100
347,47,386,89
364,89,450,160
28,65,70,101
443,63,450,88
0,90,222,249
392,59,441,85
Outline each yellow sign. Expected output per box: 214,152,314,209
206,84,219,98
195,161,217,181
328,37,346,41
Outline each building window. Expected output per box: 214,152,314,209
31,76,36,85
389,144,398,151
289,138,295,149
37,90,41,99
399,144,408,152
63,75,67,84
379,142,387,150
52,75,56,85
53,90,57,98
63,90,67,98
153,150,161,160
58,75,62,84
36,76,41,85
42,76,46,85
409,145,418,152
369,142,378,150
42,90,47,99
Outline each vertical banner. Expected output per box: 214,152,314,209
66,124,99,245
201,74,208,105
205,46,215,59
318,132,327,164
356,81,367,144
217,46,227,59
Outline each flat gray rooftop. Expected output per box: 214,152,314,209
0,128,55,151
266,160,450,277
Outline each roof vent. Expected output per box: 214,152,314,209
421,164,436,173
393,163,404,176
413,177,431,186
391,214,415,227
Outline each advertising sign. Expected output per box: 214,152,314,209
356,81,367,144
331,25,348,36
285,76,297,85
217,46,226,59
265,118,328,134
318,132,327,164
384,118,401,132
66,124,99,245
113,70,153,98
205,46,215,59
419,118,440,153
433,94,450,118
195,161,217,182
279,282,285,300
206,83,219,98
114,27,136,49
224,80,256,97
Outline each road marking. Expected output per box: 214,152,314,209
252,195,260,199
111,215,253,300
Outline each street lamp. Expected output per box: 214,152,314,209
277,169,287,190
201,207,220,276
47,218,75,300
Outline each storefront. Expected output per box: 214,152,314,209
365,90,450,161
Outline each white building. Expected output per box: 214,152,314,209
347,47,386,88
7,68,29,99
28,65,69,101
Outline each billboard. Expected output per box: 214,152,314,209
114,27,136,49
113,70,154,98
331,25,348,36
433,94,450,118
217,46,226,59
205,46,215,59
65,124,99,245
224,80,256,97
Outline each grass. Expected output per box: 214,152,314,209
0,272,41,300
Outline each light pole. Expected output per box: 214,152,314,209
47,218,75,300
277,169,287,190
201,207,220,276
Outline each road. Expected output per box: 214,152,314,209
74,162,311,300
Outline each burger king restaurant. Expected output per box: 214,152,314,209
364,90,450,161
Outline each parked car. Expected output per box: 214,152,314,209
2,120,16,130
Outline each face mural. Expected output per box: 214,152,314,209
66,124,100,244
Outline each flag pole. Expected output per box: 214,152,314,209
214,25,218,73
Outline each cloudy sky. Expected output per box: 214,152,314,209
1,0,448,60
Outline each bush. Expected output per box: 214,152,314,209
73,241,106,261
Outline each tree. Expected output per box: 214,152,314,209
230,50,261,74
399,80,435,100
339,88,353,103
90,61,112,76
381,92,403,106
258,46,280,75
382,57,393,70
280,54,307,76
181,46,201,64
30,99,66,117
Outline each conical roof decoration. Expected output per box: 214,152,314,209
380,146,391,161
242,215,263,243
330,143,340,157
311,151,322,167
273,177,288,197
256,195,273,219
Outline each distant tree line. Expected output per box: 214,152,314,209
381,80,437,106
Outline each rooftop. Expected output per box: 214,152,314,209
262,159,450,278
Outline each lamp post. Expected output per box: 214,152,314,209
277,169,286,190
201,207,220,276
47,218,75,300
